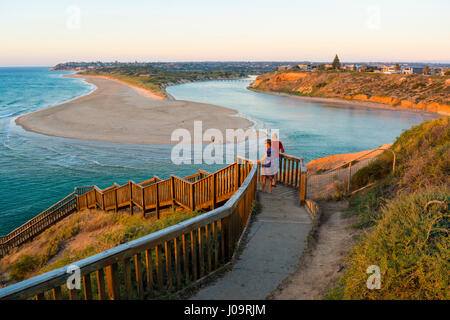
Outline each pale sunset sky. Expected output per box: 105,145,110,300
1,0,449,66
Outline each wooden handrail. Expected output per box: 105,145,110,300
237,154,307,204
1,154,305,262
170,175,193,185
198,169,211,176
0,165,257,300
1,192,77,241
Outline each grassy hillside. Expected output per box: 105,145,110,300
328,117,449,299
81,66,248,97
250,71,450,115
0,208,202,285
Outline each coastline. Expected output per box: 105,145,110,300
58,69,249,100
72,74,166,100
248,87,444,118
16,75,253,145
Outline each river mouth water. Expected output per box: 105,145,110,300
167,78,435,161
0,69,433,234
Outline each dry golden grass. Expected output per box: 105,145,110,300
0,208,201,285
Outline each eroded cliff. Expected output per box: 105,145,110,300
250,71,450,115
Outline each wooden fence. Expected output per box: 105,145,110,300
75,162,251,216
0,163,253,258
0,164,257,300
0,188,91,257
0,153,308,299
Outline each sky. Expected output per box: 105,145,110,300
1,0,449,66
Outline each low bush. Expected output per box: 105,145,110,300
331,117,450,299
342,187,449,299
8,254,40,281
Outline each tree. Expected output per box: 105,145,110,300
332,54,341,70
423,66,430,75
395,64,401,72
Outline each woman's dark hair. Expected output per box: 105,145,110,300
265,139,272,147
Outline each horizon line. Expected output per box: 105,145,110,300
2,59,450,68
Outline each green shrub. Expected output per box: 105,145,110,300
8,255,41,281
323,282,345,300
342,187,449,299
392,117,449,191
351,157,393,190
251,200,262,215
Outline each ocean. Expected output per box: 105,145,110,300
0,67,432,235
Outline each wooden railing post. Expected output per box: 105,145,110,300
170,176,176,209
235,163,240,189
129,181,134,215
142,187,146,216
300,173,306,205
76,195,80,212
190,183,195,211
279,155,282,183
101,193,105,211
155,183,160,219
105,263,120,300
114,188,118,213
211,173,217,209
299,161,307,205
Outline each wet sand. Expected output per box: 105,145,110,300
16,75,253,145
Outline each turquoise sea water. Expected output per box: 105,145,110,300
0,68,432,235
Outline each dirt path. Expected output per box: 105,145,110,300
269,201,361,300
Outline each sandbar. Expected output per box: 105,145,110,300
16,75,253,145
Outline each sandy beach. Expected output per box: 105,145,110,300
16,75,253,145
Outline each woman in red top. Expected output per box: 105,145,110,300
271,133,284,187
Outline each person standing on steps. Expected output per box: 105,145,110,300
255,139,275,193
271,133,284,187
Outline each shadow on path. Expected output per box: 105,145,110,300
191,184,312,300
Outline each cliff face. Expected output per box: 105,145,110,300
250,71,450,115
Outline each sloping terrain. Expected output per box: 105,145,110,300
251,71,450,115
336,117,449,299
0,208,200,287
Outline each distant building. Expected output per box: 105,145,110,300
430,67,448,75
382,65,401,74
412,67,424,75
401,66,413,75
297,64,311,70
342,64,355,71
357,65,368,72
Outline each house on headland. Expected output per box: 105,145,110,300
278,65,292,71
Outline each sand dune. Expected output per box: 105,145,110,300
16,75,252,145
